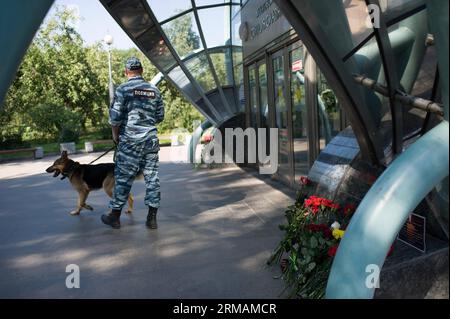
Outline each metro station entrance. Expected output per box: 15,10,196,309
245,39,346,188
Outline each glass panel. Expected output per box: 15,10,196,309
290,47,308,181
114,0,153,38
258,63,269,128
231,4,241,19
273,54,290,182
232,46,243,70
379,0,410,13
197,6,231,48
306,1,371,59
234,63,245,111
317,70,342,152
233,46,244,110
248,67,257,128
184,53,216,92
231,8,242,47
223,87,238,113
388,10,429,138
162,12,202,58
347,36,392,155
137,26,177,71
167,65,202,102
343,0,374,48
147,0,192,22
209,48,233,86
206,90,228,117
195,0,230,7
403,45,436,138
196,98,217,122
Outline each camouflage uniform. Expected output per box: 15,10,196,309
108,58,164,211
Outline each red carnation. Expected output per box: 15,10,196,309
328,245,339,257
304,195,340,213
300,176,311,186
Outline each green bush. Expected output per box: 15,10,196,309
0,126,30,149
29,103,82,142
97,119,112,140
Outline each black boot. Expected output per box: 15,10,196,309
101,209,121,229
146,206,158,229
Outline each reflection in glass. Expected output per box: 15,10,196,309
233,46,244,111
185,53,216,92
388,10,429,138
195,0,230,7
231,4,241,20
196,98,217,122
197,6,231,48
347,36,392,153
258,64,269,128
232,47,243,71
235,63,245,111
231,8,242,47
114,0,153,39
167,65,202,103
249,67,257,128
162,12,202,58
343,0,374,47
317,71,342,152
207,91,228,116
379,0,406,13
273,54,290,183
138,26,176,71
290,47,308,181
147,0,192,22
209,48,233,86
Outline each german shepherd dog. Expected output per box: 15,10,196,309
45,151,137,215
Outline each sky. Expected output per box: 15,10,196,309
47,0,230,50
49,0,137,49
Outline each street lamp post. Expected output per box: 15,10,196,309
104,34,114,105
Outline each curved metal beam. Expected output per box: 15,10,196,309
326,121,449,299
0,0,54,107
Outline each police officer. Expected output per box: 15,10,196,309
101,57,164,229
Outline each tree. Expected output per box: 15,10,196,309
0,5,204,148
164,13,200,58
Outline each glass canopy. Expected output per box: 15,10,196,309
272,0,441,166
100,0,244,126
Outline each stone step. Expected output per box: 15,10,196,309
375,235,449,298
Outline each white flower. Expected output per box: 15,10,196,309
331,221,341,230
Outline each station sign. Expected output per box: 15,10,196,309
240,0,292,58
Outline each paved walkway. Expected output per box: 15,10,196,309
0,147,294,298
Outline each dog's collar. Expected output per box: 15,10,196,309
61,161,80,179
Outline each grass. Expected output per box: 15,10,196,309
0,132,173,162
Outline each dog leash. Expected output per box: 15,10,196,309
88,144,117,165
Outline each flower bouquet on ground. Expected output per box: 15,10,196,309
268,177,356,299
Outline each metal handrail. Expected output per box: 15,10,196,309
326,121,449,298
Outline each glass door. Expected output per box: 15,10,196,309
272,50,291,184
258,62,269,129
289,45,309,184
248,65,258,129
